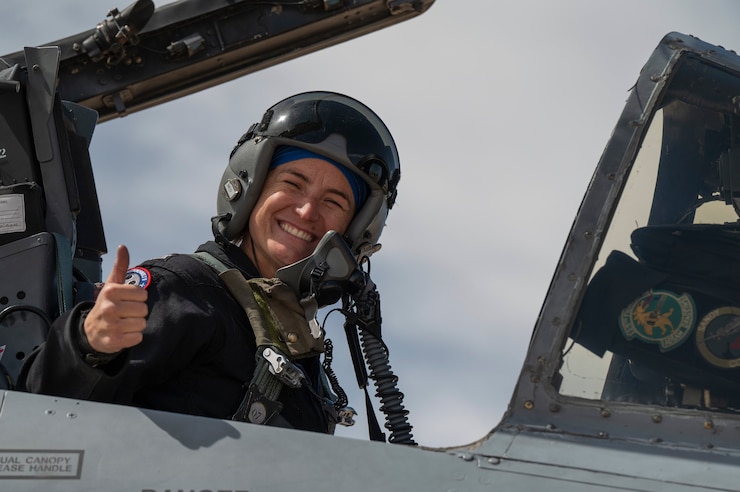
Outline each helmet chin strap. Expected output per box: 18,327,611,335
211,214,232,246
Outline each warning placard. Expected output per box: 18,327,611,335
0,194,25,234
0,450,83,479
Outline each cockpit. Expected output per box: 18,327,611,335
558,46,740,413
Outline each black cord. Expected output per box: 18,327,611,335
321,339,348,410
343,278,416,445
0,304,53,329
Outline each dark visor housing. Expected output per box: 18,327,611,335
253,91,400,207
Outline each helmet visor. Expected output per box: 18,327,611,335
256,92,400,195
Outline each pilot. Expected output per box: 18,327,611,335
17,91,400,433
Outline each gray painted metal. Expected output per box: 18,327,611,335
1,389,735,491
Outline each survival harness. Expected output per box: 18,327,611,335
190,251,355,432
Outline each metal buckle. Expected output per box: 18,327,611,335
260,346,306,388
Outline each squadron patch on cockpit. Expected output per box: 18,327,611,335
619,289,695,352
696,307,740,369
125,267,152,289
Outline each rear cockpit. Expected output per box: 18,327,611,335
560,52,740,413
502,35,740,450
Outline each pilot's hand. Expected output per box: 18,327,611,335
83,245,149,354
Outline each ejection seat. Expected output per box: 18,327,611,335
0,48,105,389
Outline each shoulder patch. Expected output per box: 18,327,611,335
619,289,695,352
125,267,152,289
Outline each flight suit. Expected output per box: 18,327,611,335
18,240,330,433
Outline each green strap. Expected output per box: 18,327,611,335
191,251,229,274
252,361,283,401
189,251,289,422
191,252,288,351
190,251,339,429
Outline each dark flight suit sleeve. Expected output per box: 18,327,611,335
18,257,255,416
18,248,326,430
17,302,131,400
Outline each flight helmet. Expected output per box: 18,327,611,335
215,91,400,257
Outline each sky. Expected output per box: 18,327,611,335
2,0,740,448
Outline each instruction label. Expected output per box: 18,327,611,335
0,450,83,479
0,194,25,234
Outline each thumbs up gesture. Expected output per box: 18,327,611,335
83,245,149,354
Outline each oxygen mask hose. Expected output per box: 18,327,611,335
353,279,416,446
275,231,416,444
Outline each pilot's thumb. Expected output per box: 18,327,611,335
107,244,131,285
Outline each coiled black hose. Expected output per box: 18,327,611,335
359,327,415,445
348,277,416,446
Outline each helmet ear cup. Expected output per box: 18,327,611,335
216,138,275,240
344,188,387,256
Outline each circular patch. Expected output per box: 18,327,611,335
125,267,151,289
696,307,740,369
619,289,695,352
248,402,267,424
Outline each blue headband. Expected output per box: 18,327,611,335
270,145,368,209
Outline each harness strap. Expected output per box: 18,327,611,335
191,252,289,424
232,357,284,425
190,251,344,429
